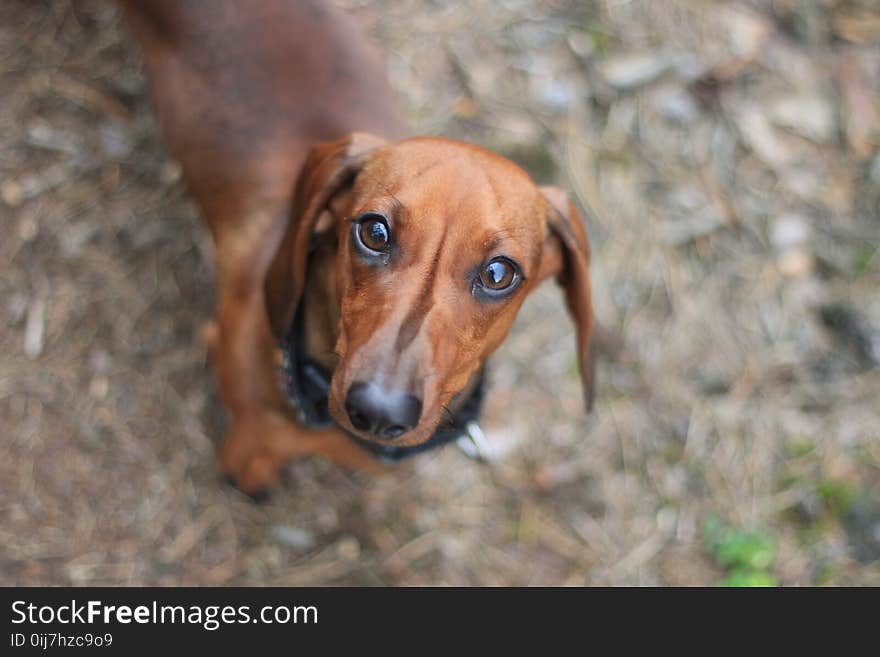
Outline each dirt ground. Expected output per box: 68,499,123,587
1,0,878,586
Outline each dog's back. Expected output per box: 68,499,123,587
118,0,402,214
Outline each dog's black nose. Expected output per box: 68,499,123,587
345,382,422,440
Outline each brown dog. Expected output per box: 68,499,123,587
119,0,594,496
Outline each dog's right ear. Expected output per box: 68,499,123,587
538,186,595,413
265,132,385,337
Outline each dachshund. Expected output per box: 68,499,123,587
118,0,594,497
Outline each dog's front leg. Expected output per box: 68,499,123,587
210,285,380,495
219,409,382,496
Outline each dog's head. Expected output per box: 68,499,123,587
267,133,593,447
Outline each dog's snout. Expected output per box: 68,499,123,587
345,382,422,440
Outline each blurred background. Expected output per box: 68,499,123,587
1,0,878,586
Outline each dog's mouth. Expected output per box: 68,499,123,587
278,302,486,460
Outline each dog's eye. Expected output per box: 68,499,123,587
480,259,515,289
361,216,390,251
475,256,521,299
353,213,392,256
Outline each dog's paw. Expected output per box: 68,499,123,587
219,410,297,498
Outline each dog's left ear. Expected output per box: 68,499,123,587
266,132,385,337
538,186,595,412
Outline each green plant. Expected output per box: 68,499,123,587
704,515,778,587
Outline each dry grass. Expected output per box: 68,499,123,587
1,0,878,586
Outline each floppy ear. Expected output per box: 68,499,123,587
265,132,386,337
539,186,595,412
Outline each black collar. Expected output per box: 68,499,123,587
279,301,486,462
